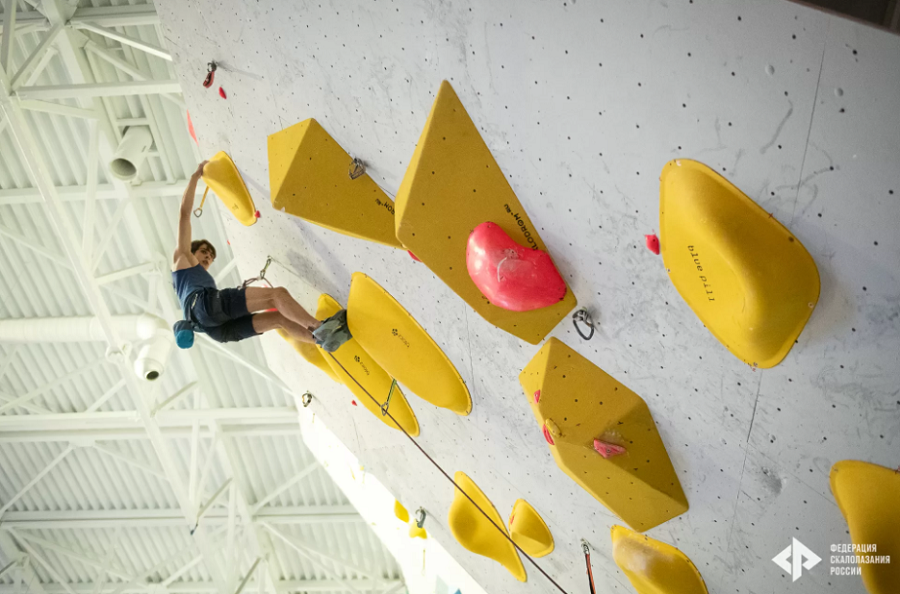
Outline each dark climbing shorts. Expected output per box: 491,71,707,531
189,287,260,343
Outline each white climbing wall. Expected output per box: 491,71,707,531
154,0,900,592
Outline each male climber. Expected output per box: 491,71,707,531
172,161,349,350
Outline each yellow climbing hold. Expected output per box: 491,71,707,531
394,80,576,344
201,151,257,226
508,499,554,558
394,500,410,524
448,471,526,582
268,119,403,248
519,338,688,532
409,523,428,539
830,460,900,594
347,272,472,415
316,294,420,436
276,329,340,383
660,159,820,368
611,525,709,594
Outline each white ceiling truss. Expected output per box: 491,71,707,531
0,2,402,593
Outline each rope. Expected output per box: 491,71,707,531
324,352,570,594
583,541,597,594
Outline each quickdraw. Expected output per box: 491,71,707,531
193,185,210,218
414,507,427,529
583,540,597,594
348,157,366,180
300,392,313,407
203,61,217,88
572,308,595,341
241,256,274,289
381,378,398,416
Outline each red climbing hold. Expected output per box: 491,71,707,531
351,400,358,406
593,439,626,458
254,210,261,218
218,87,227,99
186,110,198,145
466,221,567,311
645,233,660,255
408,250,421,262
533,389,541,403
542,424,555,446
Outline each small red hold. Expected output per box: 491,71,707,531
408,250,421,262
593,439,626,458
645,233,660,255
542,424,555,446
508,512,515,527
218,87,227,99
254,210,261,218
351,400,357,406
533,389,541,403
227,240,231,245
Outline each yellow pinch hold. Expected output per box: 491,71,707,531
201,151,257,226
611,525,709,594
519,338,688,532
394,80,576,345
659,159,820,368
394,500,410,524
830,460,900,594
316,294,420,436
267,119,402,248
409,524,428,539
448,471,526,582
276,329,340,383
508,499,554,558
347,272,472,416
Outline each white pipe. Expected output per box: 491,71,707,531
108,125,152,182
0,314,173,381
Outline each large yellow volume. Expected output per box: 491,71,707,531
201,151,257,226
448,471,526,582
394,81,576,344
519,338,688,532
267,119,403,248
347,273,472,415
830,460,900,593
611,525,709,594
316,294,420,436
660,159,820,368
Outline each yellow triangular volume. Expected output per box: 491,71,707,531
508,499,554,558
394,500,410,523
347,273,471,415
315,294,420,436
830,460,900,594
268,119,402,248
276,329,340,383
660,159,820,368
519,338,688,532
394,81,576,344
448,471,526,582
202,151,257,226
611,525,709,594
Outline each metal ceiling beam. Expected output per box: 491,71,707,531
17,79,182,99
73,22,171,61
0,0,17,72
0,424,302,443
10,6,160,28
0,179,201,203
0,580,398,594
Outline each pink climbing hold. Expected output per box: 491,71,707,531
645,233,660,255
408,250,421,262
351,400,358,406
533,389,541,403
254,210,261,218
466,221,567,312
593,439,626,458
542,424,555,446
218,87,227,99
186,110,198,145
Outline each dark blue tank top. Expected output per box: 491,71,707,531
172,264,217,315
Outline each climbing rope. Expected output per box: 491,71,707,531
583,540,597,594
324,353,570,594
241,256,274,289
572,308,595,341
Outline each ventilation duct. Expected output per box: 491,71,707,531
0,314,174,381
